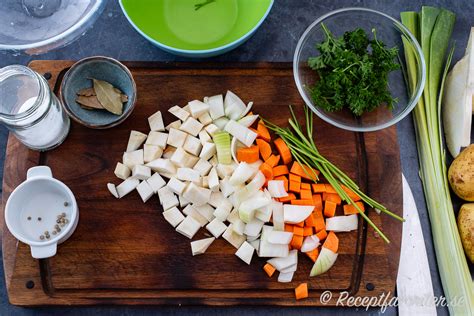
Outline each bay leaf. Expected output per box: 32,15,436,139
76,95,104,110
76,87,96,97
121,94,128,103
93,79,123,115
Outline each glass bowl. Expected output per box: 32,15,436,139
293,7,426,132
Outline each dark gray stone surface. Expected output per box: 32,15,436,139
1,0,470,314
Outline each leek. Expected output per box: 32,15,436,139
401,7,474,313
213,131,231,164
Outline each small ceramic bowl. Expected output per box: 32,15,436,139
5,166,79,259
60,56,136,129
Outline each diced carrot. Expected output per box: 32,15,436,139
289,173,301,183
290,161,320,180
274,176,288,191
295,283,309,300
290,235,303,249
313,210,326,232
305,248,319,262
300,183,311,191
305,214,316,227
273,165,289,177
274,138,292,164
343,202,365,215
316,229,328,241
303,226,313,236
291,199,314,206
341,184,361,201
324,184,337,194
263,263,276,277
278,193,296,202
236,145,259,163
293,226,304,236
285,224,294,232
300,189,312,200
289,181,300,193
323,231,339,253
312,194,323,212
257,120,271,142
324,200,337,217
256,139,272,161
259,163,273,180
312,184,326,193
265,154,280,168
325,193,342,205
295,221,305,227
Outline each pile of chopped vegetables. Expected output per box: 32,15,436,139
107,91,398,301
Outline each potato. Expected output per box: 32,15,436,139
448,144,474,201
458,204,474,263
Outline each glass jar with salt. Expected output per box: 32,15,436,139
0,65,70,151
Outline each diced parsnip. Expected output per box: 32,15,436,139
229,162,254,185
267,231,293,245
146,158,177,175
219,177,235,197
148,110,165,131
166,177,187,195
224,90,246,119
183,135,203,156
162,146,176,159
179,194,191,207
198,112,213,125
182,183,212,206
114,162,131,180
244,218,265,237
224,120,257,147
182,204,208,227
278,271,295,283
157,186,179,210
207,167,219,192
191,237,215,256
232,219,246,235
268,250,298,271
216,162,237,179
235,241,254,265
222,224,246,249
126,130,147,152
176,215,201,239
226,208,240,224
136,180,154,202
163,206,185,227
325,215,358,232
201,176,209,188
166,120,181,131
283,205,314,224
143,144,163,163
107,183,119,198
255,204,273,222
132,165,151,180
123,149,144,168
246,171,266,192
205,123,219,136
188,100,210,118
167,128,188,148
267,180,289,198
259,225,289,258
180,117,204,136
199,142,216,161
177,167,200,182
206,94,225,119
301,235,320,252
249,239,260,253
170,147,199,168
198,130,212,144
168,105,190,121
231,186,251,209
271,201,284,231
213,204,233,222
194,203,215,222
146,173,166,193
116,178,140,198
208,191,227,208
206,218,227,238
145,131,168,148
209,155,218,167
193,158,212,176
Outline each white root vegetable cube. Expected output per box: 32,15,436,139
199,142,216,161
206,94,224,120
213,204,233,222
107,183,119,198
193,159,212,176
169,105,190,121
226,208,240,224
205,124,219,136
216,163,237,179
198,130,212,144
132,165,151,180
278,272,294,283
206,218,227,238
209,155,218,166
177,167,200,182
188,100,210,118
219,177,235,197
167,177,187,195
180,117,204,136
232,219,246,235
194,203,215,222
207,167,219,192
182,204,209,227
146,158,177,175
144,144,163,163
183,135,203,156
157,186,179,210
191,237,215,256
176,216,201,239
116,178,140,198
126,130,147,152
166,120,181,131
197,112,212,126
222,224,246,249
201,176,209,188
146,131,168,148
249,239,260,252
114,162,131,180
179,194,191,207
167,128,188,148
182,183,212,206
136,180,154,202
208,191,227,208
163,206,185,227
148,110,165,131
244,218,265,237
123,150,144,168
146,172,166,192
235,241,255,265
162,146,176,159
171,147,199,168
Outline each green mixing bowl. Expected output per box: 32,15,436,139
119,0,273,57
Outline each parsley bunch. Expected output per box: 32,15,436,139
308,23,400,116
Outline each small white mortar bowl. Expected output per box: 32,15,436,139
5,166,79,259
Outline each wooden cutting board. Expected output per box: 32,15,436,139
1,60,402,306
